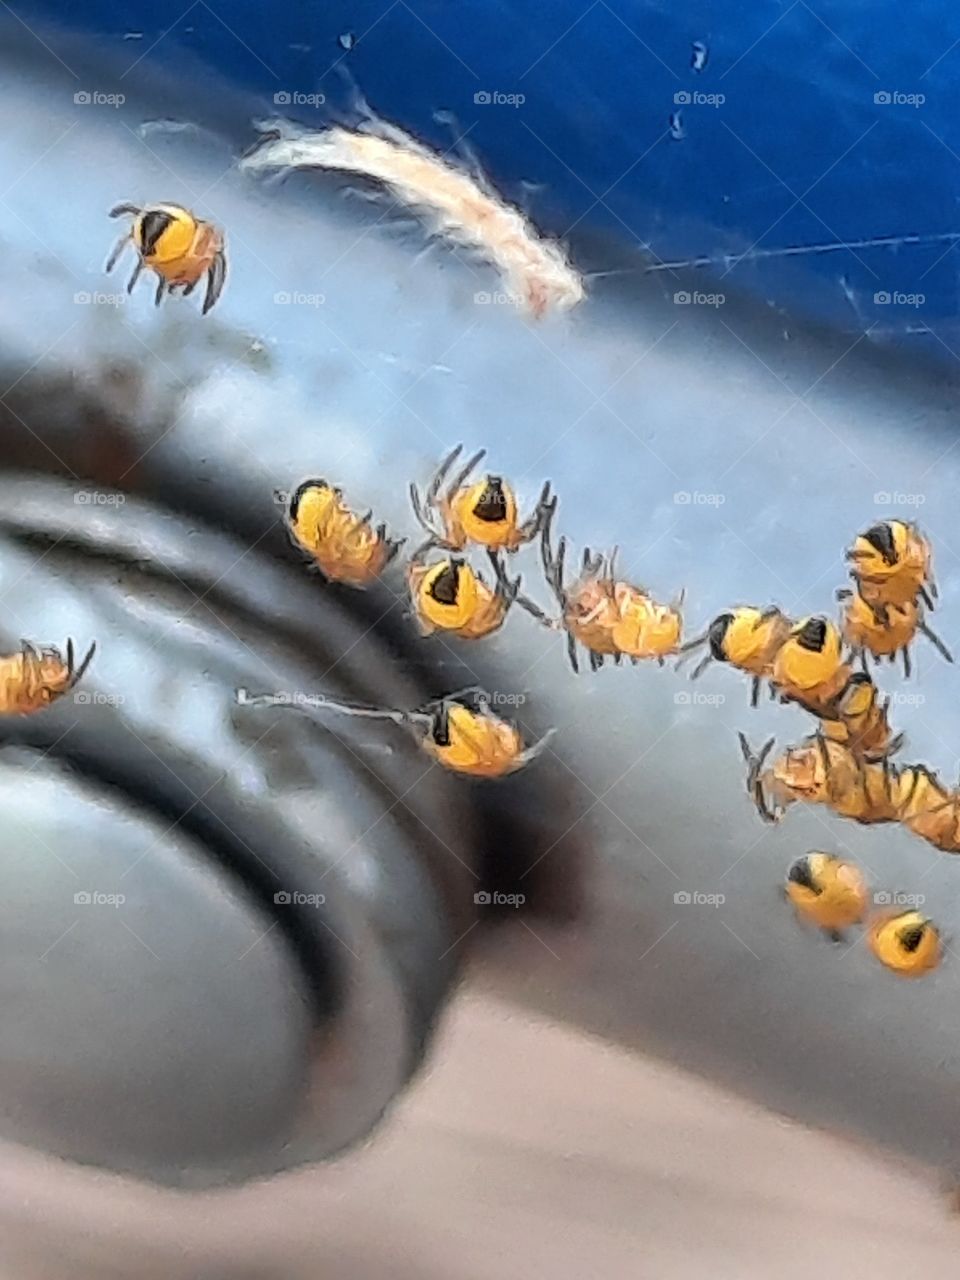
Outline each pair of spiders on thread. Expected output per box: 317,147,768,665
740,731,960,856
236,684,553,780
784,852,941,976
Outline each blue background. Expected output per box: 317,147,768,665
9,0,960,355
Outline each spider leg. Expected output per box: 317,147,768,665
588,649,603,673
605,546,620,591
202,250,227,314
487,550,520,609
920,620,953,664
125,255,144,294
426,444,464,507
675,630,708,667
921,584,936,610
738,733,778,823
517,479,554,542
514,592,559,628
566,630,580,674
69,642,97,687
380,529,405,566
409,483,443,543
902,645,912,679
690,653,713,680
154,278,166,307
751,676,761,707
540,516,568,611
444,448,486,505
515,726,557,769
815,730,831,776
105,233,132,274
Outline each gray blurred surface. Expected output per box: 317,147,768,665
0,754,310,1176
2,989,959,1280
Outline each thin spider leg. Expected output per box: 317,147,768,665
105,233,131,273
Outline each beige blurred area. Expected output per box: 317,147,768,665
0,985,957,1280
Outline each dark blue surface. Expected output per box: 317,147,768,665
10,1,960,355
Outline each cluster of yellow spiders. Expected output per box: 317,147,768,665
680,519,952,978
240,465,956,976
240,444,685,780
0,198,940,978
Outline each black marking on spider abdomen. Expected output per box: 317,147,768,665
787,857,820,893
796,617,828,651
428,562,462,605
862,522,898,566
708,612,734,662
288,478,329,523
138,209,176,256
471,477,508,523
898,922,926,953
429,702,451,747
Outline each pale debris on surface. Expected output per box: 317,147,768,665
240,116,585,319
